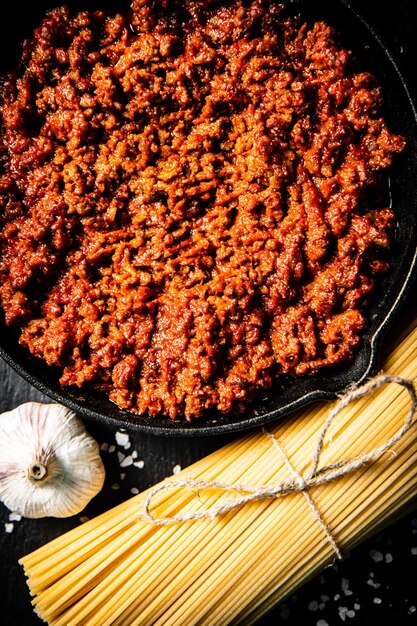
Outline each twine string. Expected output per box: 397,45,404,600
265,429,342,559
142,374,417,553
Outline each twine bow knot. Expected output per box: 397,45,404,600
142,374,416,558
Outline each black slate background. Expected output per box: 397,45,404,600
1,1,417,625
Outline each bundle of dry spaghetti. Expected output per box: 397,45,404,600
20,315,417,626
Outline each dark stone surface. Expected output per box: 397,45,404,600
1,2,417,625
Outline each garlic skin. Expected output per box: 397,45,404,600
0,402,105,518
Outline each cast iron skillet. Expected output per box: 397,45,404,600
0,0,416,436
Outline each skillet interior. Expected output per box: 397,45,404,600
0,0,416,435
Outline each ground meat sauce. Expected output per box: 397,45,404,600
0,1,406,420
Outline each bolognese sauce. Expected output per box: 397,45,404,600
0,1,405,419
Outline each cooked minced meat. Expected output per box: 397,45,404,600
0,1,405,419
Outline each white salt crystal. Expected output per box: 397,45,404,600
385,553,393,563
108,445,116,453
308,601,318,611
100,442,109,451
120,473,126,480
130,487,140,495
334,594,341,601
409,606,416,615
132,450,138,459
134,460,144,468
354,603,360,610
111,483,120,490
115,432,130,447
5,523,14,533
373,597,382,605
370,549,384,563
317,621,329,626
117,451,126,464
338,606,348,622
411,547,417,556
173,464,181,474
120,455,133,467
9,512,22,522
346,610,355,618
367,579,380,589
342,579,352,596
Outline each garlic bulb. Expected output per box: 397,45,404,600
0,402,105,518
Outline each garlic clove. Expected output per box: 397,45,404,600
0,402,105,518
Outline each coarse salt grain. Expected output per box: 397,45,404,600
385,553,393,563
173,464,181,474
317,621,329,626
308,601,318,611
354,603,360,610
373,597,382,605
115,432,130,448
5,523,14,533
120,473,126,480
346,610,355,618
409,606,416,615
338,606,348,621
367,579,381,589
100,442,109,451
9,512,22,522
108,445,116,453
342,578,353,596
134,460,145,469
120,455,133,467
130,487,140,495
117,452,125,464
111,483,120,490
132,450,138,459
370,549,384,562
411,547,417,555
